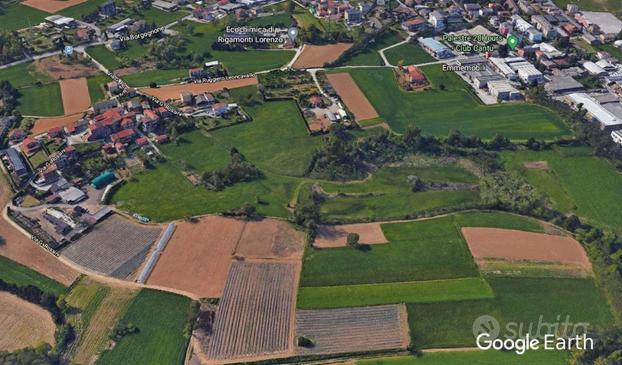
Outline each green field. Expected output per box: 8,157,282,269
96,289,192,365
0,3,48,31
317,163,480,222
112,98,322,221
358,350,568,365
552,0,622,12
60,0,112,19
297,277,494,309
87,74,112,104
0,256,66,295
385,41,436,66
301,212,544,287
28,149,48,167
407,277,614,348
139,8,188,26
344,66,571,139
0,62,53,88
66,277,110,330
17,83,64,116
247,12,294,27
122,69,188,87
345,31,404,66
501,147,622,232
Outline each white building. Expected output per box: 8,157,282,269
583,61,607,76
488,80,522,101
566,93,622,131
612,130,622,145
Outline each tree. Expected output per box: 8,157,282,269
346,233,360,248
407,175,424,192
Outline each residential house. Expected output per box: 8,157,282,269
99,0,117,16
21,137,41,156
8,128,26,143
110,129,135,144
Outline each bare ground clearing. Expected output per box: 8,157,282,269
314,223,388,248
0,292,56,351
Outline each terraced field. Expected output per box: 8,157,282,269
206,261,298,361
61,214,161,278
295,305,408,355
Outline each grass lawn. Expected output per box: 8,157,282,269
17,83,64,116
140,8,188,26
358,350,568,365
28,150,48,167
0,3,48,31
247,12,294,27
552,0,622,12
96,289,192,365
345,31,404,66
86,45,124,70
385,41,436,66
317,163,480,222
112,99,322,221
407,277,614,349
297,277,494,309
123,69,188,87
66,277,110,330
501,147,622,233
60,0,111,19
597,43,622,62
0,256,66,295
344,66,571,139
87,74,112,104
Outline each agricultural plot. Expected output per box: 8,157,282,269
21,0,86,13
501,147,622,233
295,304,409,356
462,227,592,277
314,223,387,248
147,215,246,298
406,277,614,349
0,292,56,351
32,113,85,135
0,247,70,294
17,83,64,116
327,73,379,122
235,218,304,260
344,66,570,139
297,277,494,309
205,261,298,362
97,289,192,365
0,3,47,31
140,76,258,101
59,78,91,115
316,163,480,222
61,214,161,278
293,43,353,69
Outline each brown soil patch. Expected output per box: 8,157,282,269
0,292,56,351
22,0,86,13
32,113,85,135
326,73,378,121
315,223,388,248
523,160,549,170
292,43,353,69
461,227,591,269
0,182,78,286
234,219,304,260
60,78,91,115
140,76,258,101
35,56,101,80
147,216,246,298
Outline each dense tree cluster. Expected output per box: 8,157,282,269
479,172,548,216
300,24,352,45
149,37,212,70
0,80,19,116
201,148,261,191
569,329,622,365
0,30,24,65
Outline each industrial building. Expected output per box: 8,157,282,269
565,93,622,132
418,37,453,59
488,80,522,101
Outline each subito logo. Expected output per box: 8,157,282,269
472,315,501,340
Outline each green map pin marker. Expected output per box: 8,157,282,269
507,34,519,50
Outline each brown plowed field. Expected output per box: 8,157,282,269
21,0,86,13
461,227,591,268
205,261,298,361
235,219,304,260
140,76,258,101
292,43,353,69
315,223,388,248
0,292,56,351
326,73,378,122
295,304,408,356
60,78,91,115
0,183,78,286
31,113,85,135
147,216,246,298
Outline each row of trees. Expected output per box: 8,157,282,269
0,80,19,116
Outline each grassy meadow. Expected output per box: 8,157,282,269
345,31,404,66
501,147,622,233
358,350,568,365
345,66,571,139
385,41,436,66
96,289,192,365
